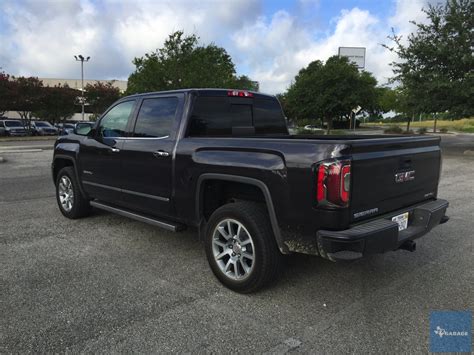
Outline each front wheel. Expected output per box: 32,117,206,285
205,202,282,293
56,167,91,219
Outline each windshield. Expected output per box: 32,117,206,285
5,121,23,127
35,122,51,127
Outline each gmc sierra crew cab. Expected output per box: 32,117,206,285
52,89,449,293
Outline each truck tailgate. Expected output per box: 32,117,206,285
349,136,441,222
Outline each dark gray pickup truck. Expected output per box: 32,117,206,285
52,89,449,292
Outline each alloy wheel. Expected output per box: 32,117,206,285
212,218,255,280
58,176,74,212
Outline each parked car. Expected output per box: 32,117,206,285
303,125,323,132
52,89,449,292
0,119,27,136
31,121,58,136
56,123,76,135
0,120,6,136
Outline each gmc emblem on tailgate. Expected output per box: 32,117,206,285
395,170,415,183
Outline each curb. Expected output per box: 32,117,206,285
0,149,43,153
0,136,57,143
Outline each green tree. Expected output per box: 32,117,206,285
127,31,256,94
84,82,121,119
0,72,17,117
392,87,420,132
10,77,44,133
384,0,474,131
285,56,378,132
33,84,78,124
374,87,397,116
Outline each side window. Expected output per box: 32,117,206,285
0,121,4,128
98,100,135,138
133,97,178,138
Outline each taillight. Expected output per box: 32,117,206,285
316,159,351,208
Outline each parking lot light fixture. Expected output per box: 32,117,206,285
74,54,90,121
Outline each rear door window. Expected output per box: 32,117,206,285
133,97,178,138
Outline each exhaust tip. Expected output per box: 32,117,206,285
399,240,417,252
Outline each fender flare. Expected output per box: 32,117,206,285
196,173,289,254
53,154,88,199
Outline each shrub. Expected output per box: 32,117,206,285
417,127,428,135
460,126,474,133
439,127,448,133
402,129,414,135
384,126,403,134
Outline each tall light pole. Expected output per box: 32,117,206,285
74,55,90,121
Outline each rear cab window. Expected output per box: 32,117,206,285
187,92,288,137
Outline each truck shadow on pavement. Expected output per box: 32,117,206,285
84,207,439,300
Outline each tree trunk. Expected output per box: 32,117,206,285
433,113,438,133
18,111,32,134
407,114,412,132
326,116,332,135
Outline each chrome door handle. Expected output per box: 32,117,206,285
110,147,120,153
153,150,170,157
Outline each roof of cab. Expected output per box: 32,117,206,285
123,88,275,100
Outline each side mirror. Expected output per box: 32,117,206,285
74,123,92,136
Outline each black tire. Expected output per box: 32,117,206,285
205,202,282,293
55,166,91,219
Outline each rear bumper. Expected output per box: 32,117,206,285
317,199,449,261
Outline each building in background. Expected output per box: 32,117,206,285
38,78,127,93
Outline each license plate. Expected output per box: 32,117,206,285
392,212,409,231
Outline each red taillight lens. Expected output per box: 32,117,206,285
227,90,253,97
317,165,326,201
316,159,351,208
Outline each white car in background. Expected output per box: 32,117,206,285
303,125,323,132
0,120,28,136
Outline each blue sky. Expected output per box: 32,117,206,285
0,0,430,93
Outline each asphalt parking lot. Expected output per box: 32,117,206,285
1,135,473,353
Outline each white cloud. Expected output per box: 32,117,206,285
0,0,261,81
232,1,429,93
0,0,429,93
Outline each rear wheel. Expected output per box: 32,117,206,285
205,202,282,293
56,167,91,219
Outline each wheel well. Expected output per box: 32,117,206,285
200,180,266,221
53,158,74,183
